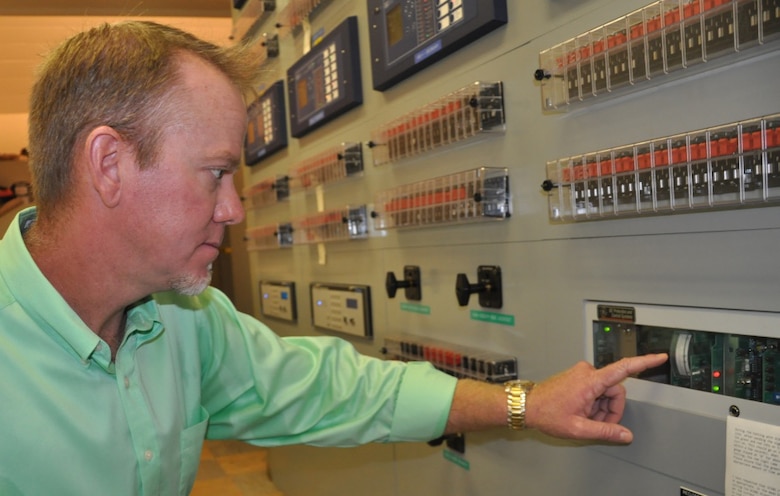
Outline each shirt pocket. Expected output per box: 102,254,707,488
179,406,209,495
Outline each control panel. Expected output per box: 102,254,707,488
587,302,780,413
259,280,297,321
287,16,363,137
367,0,508,90
310,283,373,338
234,0,780,494
245,80,288,166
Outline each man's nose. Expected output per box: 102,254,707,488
214,182,245,225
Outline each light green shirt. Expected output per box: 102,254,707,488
0,208,457,495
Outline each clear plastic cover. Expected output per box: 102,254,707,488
289,142,363,192
383,334,517,383
546,113,780,221
231,0,275,42
292,205,369,244
537,0,779,111
372,167,510,230
276,0,328,38
243,175,290,209
370,81,505,166
245,222,293,251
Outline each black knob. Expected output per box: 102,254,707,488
427,435,446,447
534,69,551,81
386,271,414,299
455,273,483,306
541,179,556,191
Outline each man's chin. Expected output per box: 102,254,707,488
169,267,212,296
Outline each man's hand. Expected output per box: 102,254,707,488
525,353,668,443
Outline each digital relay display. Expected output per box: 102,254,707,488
287,16,363,138
244,80,287,166
367,0,507,90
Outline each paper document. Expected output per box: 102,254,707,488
726,416,780,495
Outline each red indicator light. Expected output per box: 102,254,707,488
713,370,721,379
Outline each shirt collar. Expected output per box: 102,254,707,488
0,207,163,366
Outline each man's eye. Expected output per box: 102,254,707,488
211,169,226,180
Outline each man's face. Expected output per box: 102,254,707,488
125,54,247,296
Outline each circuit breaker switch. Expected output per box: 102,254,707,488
385,266,422,301
455,265,502,308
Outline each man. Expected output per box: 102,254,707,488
0,21,667,495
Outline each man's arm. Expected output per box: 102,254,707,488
444,353,668,444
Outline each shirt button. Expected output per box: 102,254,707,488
124,377,130,389
144,450,153,462
95,342,103,352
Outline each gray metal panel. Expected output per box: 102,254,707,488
249,0,780,494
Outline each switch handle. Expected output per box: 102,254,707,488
455,273,483,306
386,271,411,299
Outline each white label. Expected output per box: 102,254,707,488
726,416,780,495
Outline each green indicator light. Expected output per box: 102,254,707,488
604,326,612,332
713,386,721,392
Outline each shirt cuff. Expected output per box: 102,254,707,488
388,362,457,442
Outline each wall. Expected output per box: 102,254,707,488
238,1,780,495
0,114,28,154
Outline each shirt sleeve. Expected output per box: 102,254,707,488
195,289,457,447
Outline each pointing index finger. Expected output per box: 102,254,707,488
597,353,668,388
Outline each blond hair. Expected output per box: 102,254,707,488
28,20,259,213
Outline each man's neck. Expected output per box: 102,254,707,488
24,217,134,358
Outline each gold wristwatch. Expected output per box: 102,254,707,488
504,380,535,430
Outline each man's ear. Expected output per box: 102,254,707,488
85,126,125,208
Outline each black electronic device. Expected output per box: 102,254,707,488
244,80,288,166
367,0,507,91
287,16,363,138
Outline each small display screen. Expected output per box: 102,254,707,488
246,120,257,146
296,77,310,111
294,45,336,118
369,0,507,91
244,80,287,165
346,298,358,309
287,16,362,138
386,5,403,47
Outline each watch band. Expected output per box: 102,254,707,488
504,380,535,430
